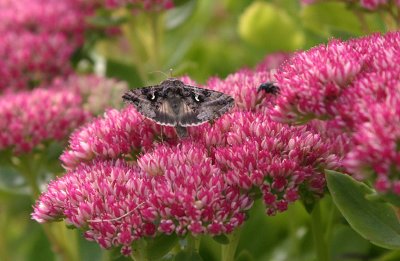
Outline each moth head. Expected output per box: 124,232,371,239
160,78,184,87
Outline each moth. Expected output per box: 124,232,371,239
122,78,235,138
258,82,280,95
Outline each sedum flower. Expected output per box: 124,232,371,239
344,93,400,195
0,88,89,153
0,0,95,37
0,74,128,154
33,150,252,253
51,75,129,115
0,0,98,92
205,70,276,112
271,31,400,194
36,70,343,254
0,32,75,92
271,32,400,128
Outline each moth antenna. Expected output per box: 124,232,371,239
160,125,164,143
148,70,170,79
87,203,144,223
169,68,173,77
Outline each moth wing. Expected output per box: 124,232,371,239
122,86,177,126
179,85,235,127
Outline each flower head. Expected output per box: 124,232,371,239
344,92,400,195
36,69,343,254
271,32,400,128
0,88,90,153
0,32,75,92
51,75,129,115
271,31,400,194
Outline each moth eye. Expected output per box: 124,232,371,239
192,93,204,103
147,92,156,101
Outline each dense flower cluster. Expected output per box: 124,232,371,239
344,94,400,194
51,75,129,115
0,0,97,92
271,31,400,194
0,0,95,37
0,75,128,154
105,0,174,11
0,88,89,153
0,32,75,92
206,70,276,112
34,68,344,254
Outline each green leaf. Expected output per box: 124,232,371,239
301,2,383,38
212,234,230,245
326,170,400,249
238,1,305,51
174,250,203,261
146,234,179,260
166,0,197,29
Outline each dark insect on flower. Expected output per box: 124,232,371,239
257,82,280,95
122,78,235,138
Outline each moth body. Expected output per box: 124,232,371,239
123,78,234,138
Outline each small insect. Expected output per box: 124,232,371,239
257,82,280,95
122,78,235,138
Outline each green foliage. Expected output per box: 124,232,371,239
326,170,400,249
238,1,305,51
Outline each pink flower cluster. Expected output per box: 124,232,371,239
0,75,128,154
0,0,95,37
0,88,89,153
0,32,74,92
105,0,174,12
33,69,343,254
50,75,129,115
271,31,400,195
0,0,96,92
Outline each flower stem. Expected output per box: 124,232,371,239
15,153,79,261
311,202,329,261
221,228,241,261
149,13,161,70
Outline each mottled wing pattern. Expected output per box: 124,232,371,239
122,79,235,128
122,85,177,126
179,85,235,127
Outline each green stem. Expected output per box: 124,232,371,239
376,249,400,261
353,9,370,34
221,228,242,261
324,197,338,259
311,202,329,261
0,205,10,261
15,154,79,261
131,239,148,261
149,13,161,70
